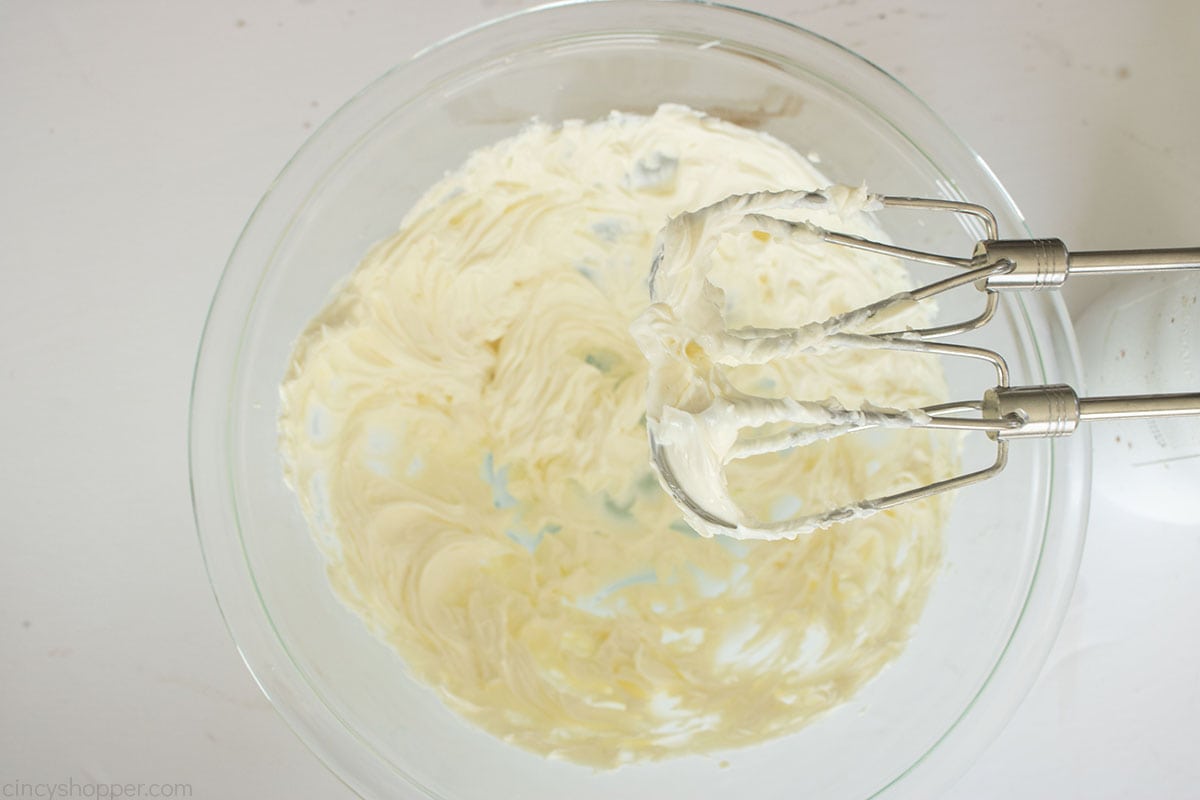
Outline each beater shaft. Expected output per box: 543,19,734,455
978,239,1200,290
1070,248,1200,274
974,385,1200,439
1078,393,1200,422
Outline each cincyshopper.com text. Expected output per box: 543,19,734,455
2,780,192,799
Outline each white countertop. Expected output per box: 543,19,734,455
2,1,1197,797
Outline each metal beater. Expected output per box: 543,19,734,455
645,191,1200,539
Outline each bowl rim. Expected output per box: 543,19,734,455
189,2,1090,798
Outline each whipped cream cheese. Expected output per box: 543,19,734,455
279,105,952,768
633,189,947,539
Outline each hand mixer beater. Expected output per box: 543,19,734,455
635,188,1200,540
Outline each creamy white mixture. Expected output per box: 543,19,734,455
279,105,953,768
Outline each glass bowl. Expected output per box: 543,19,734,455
189,2,1089,798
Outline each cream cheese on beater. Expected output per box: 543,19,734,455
633,189,944,539
279,105,953,768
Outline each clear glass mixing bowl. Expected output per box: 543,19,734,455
189,2,1089,797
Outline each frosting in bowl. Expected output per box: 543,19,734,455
279,105,952,767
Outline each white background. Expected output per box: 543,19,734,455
2,1,1198,798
